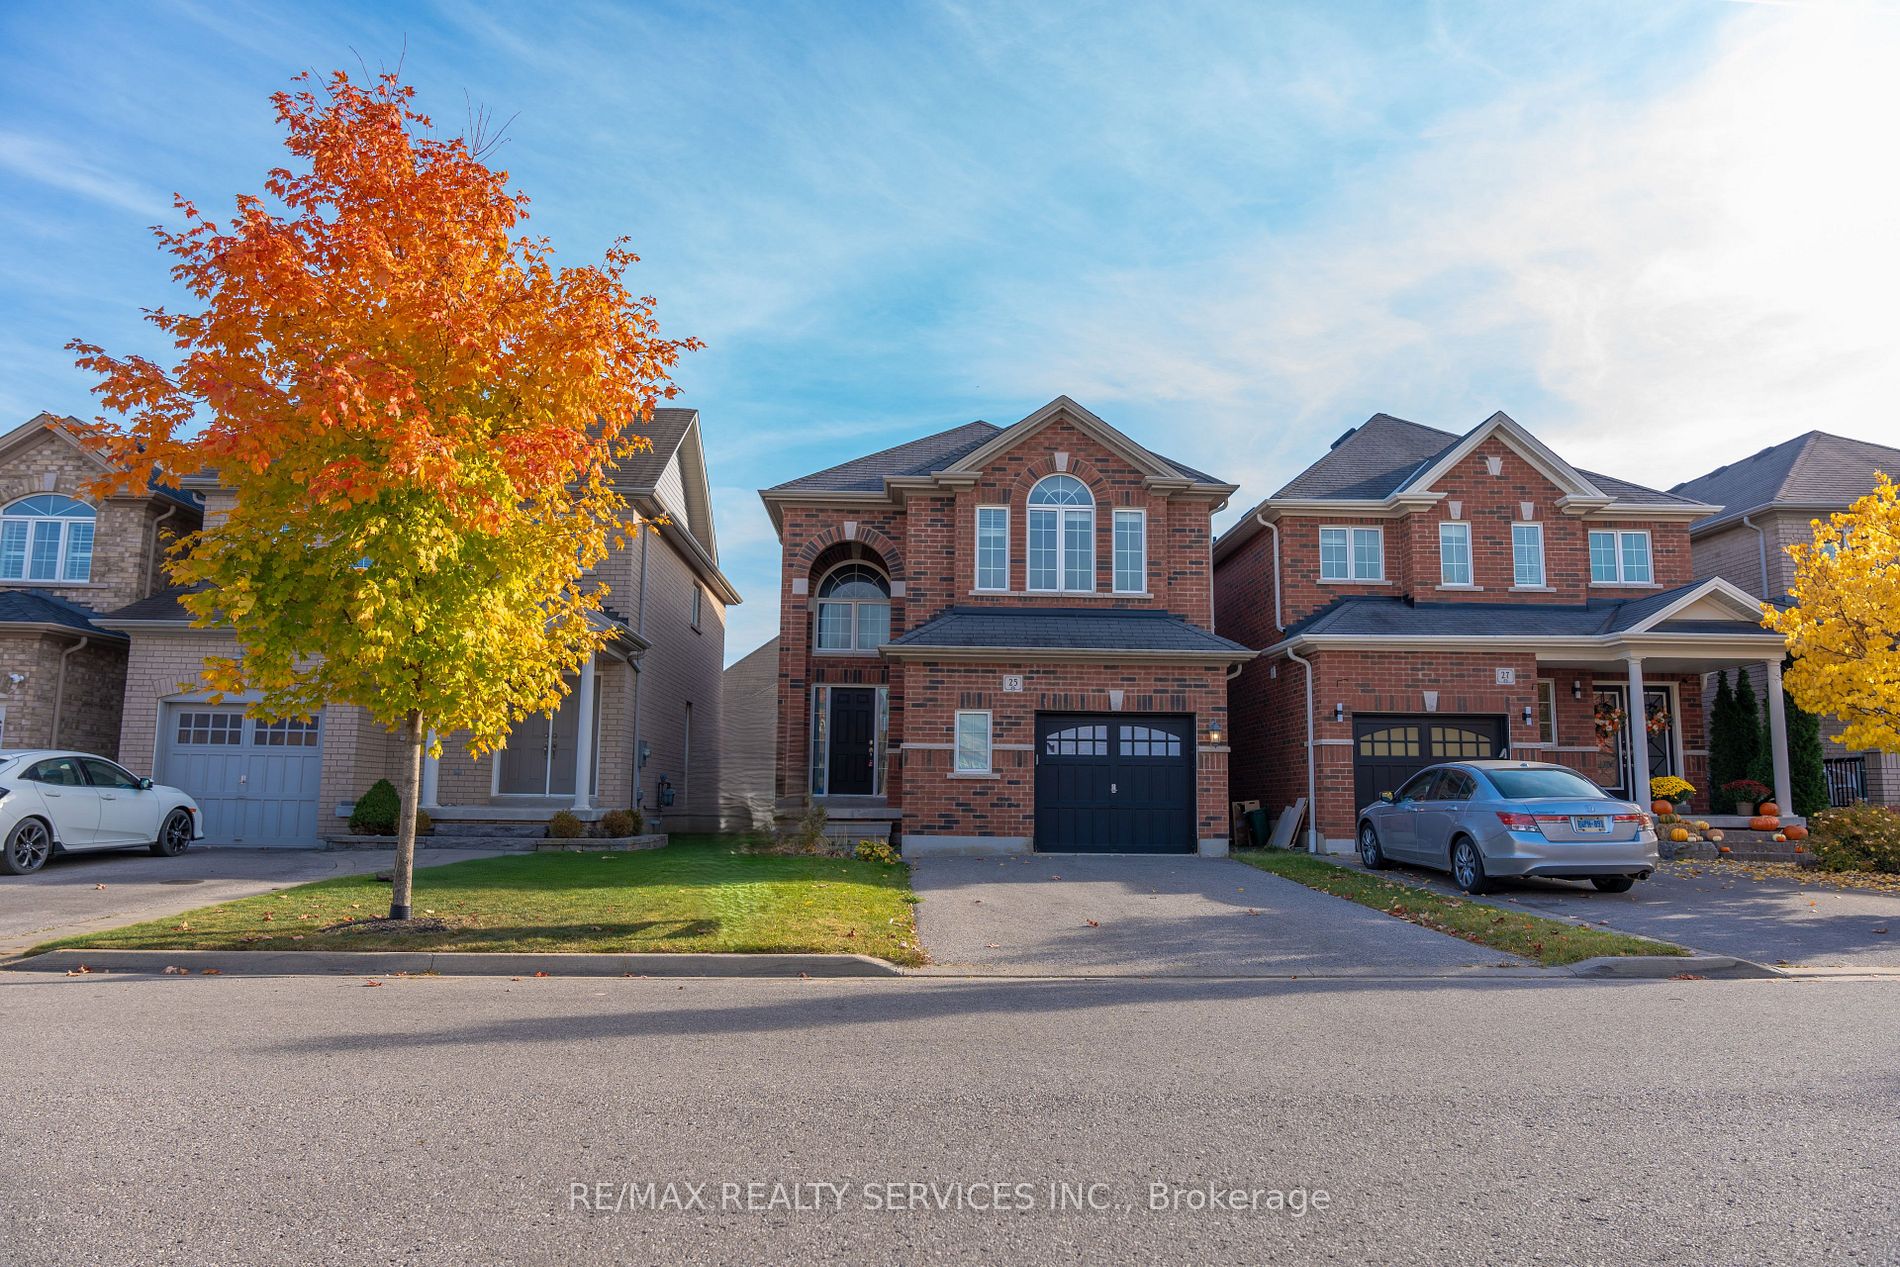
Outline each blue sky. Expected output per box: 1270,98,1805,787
5,1,1899,663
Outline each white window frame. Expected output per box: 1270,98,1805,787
1533,678,1557,746
1319,525,1384,582
0,494,96,584
681,701,692,801
813,561,892,652
1589,529,1654,585
1026,475,1095,593
1511,522,1546,588
691,585,703,630
1437,521,1472,586
975,505,1010,592
1112,508,1146,593
954,710,993,774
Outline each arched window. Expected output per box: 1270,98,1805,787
1027,474,1094,591
0,495,95,583
815,562,891,651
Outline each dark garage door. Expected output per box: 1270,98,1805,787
1034,713,1195,853
1351,715,1509,816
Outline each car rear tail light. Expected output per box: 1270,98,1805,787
1496,811,1539,831
1614,813,1651,828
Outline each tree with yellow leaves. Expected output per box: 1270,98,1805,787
1763,473,1900,756
70,70,697,919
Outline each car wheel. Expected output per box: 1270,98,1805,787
1358,823,1389,870
1591,876,1635,893
1450,836,1491,895
150,809,193,857
1,818,54,875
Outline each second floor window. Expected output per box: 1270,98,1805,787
1438,521,1472,585
1512,523,1546,587
1319,526,1383,582
815,562,891,651
1027,474,1093,592
975,506,1009,591
1589,529,1653,584
1112,509,1146,592
0,494,95,583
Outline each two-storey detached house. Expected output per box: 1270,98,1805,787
1214,410,1791,852
761,396,1254,856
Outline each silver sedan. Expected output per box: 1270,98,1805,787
1356,760,1659,894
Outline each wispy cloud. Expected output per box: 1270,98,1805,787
0,131,169,218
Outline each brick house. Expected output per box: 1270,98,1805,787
760,396,1253,856
1671,431,1900,807
96,409,739,844
1214,410,1791,852
0,413,202,758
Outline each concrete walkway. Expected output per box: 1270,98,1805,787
0,845,508,957
909,852,1528,976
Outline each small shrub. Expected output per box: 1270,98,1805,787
1807,803,1900,874
854,839,898,865
776,801,830,855
414,810,433,837
348,779,401,836
598,808,642,838
547,810,587,840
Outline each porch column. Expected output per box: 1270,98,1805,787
419,729,441,811
571,656,597,811
1765,657,1793,815
1624,654,1646,800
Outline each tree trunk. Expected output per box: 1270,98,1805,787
389,709,425,921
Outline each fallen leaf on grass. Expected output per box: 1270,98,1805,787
172,921,190,931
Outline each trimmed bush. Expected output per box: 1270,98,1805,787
415,810,433,837
1807,803,1900,874
854,839,898,865
546,810,587,840
598,808,642,838
348,779,401,836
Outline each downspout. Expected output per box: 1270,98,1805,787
51,636,89,748
143,503,179,600
629,517,651,812
1286,646,1318,854
1741,513,1771,601
1258,513,1283,631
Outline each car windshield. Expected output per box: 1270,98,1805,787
1486,768,1610,800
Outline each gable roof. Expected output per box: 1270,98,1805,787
0,588,128,640
768,421,1003,495
1278,578,1772,645
1670,430,1900,535
0,413,202,513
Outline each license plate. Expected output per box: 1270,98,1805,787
1573,816,1610,834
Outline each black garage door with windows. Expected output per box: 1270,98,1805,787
1351,714,1509,816
1034,713,1195,853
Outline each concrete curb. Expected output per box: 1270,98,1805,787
1565,953,1785,980
4,949,904,978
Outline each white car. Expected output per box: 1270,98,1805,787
0,750,203,875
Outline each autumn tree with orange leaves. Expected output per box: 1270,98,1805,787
71,71,697,920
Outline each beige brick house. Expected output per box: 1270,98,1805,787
0,413,202,758
97,409,739,844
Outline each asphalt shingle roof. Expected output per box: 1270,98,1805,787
610,407,698,489
1283,584,1770,640
100,584,204,624
1670,430,1900,527
886,606,1251,656
0,588,127,639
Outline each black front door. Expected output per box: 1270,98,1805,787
1034,713,1195,853
827,688,877,795
1351,715,1510,815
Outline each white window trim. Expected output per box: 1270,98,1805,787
1026,477,1096,593
0,496,97,584
1511,521,1546,590
953,709,993,775
974,504,1010,592
1437,520,1472,587
1532,678,1558,746
1112,507,1147,594
812,561,893,653
1587,528,1656,586
691,585,703,631
1319,524,1385,583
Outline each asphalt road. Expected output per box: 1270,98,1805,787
0,846,508,956
2,971,1894,1265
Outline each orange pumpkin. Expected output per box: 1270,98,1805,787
1668,826,1690,842
1783,824,1808,841
1749,816,1779,832
1757,801,1780,818
1718,845,1733,854
1773,833,1787,842
1652,800,1673,816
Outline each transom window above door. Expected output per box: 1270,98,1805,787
1027,475,1095,591
1320,526,1383,582
0,494,95,583
815,562,892,651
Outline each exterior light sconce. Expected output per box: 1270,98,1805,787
1571,679,1583,700
1206,727,1224,745
1333,703,1345,723
1521,705,1534,727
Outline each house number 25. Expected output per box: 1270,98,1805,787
1002,675,1024,693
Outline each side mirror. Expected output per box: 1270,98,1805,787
1379,790,1394,803
137,777,154,790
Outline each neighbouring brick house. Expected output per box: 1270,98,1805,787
1214,410,1791,852
97,409,739,844
760,396,1253,856
0,413,202,758
1671,430,1900,807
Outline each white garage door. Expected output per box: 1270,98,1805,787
157,706,324,845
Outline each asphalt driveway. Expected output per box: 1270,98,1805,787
909,853,1528,976
1358,857,1900,970
0,845,508,957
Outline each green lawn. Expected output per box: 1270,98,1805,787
35,835,924,966
1235,849,1687,967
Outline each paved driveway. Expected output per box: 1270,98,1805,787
910,853,1527,976
1360,858,1900,969
0,845,508,957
